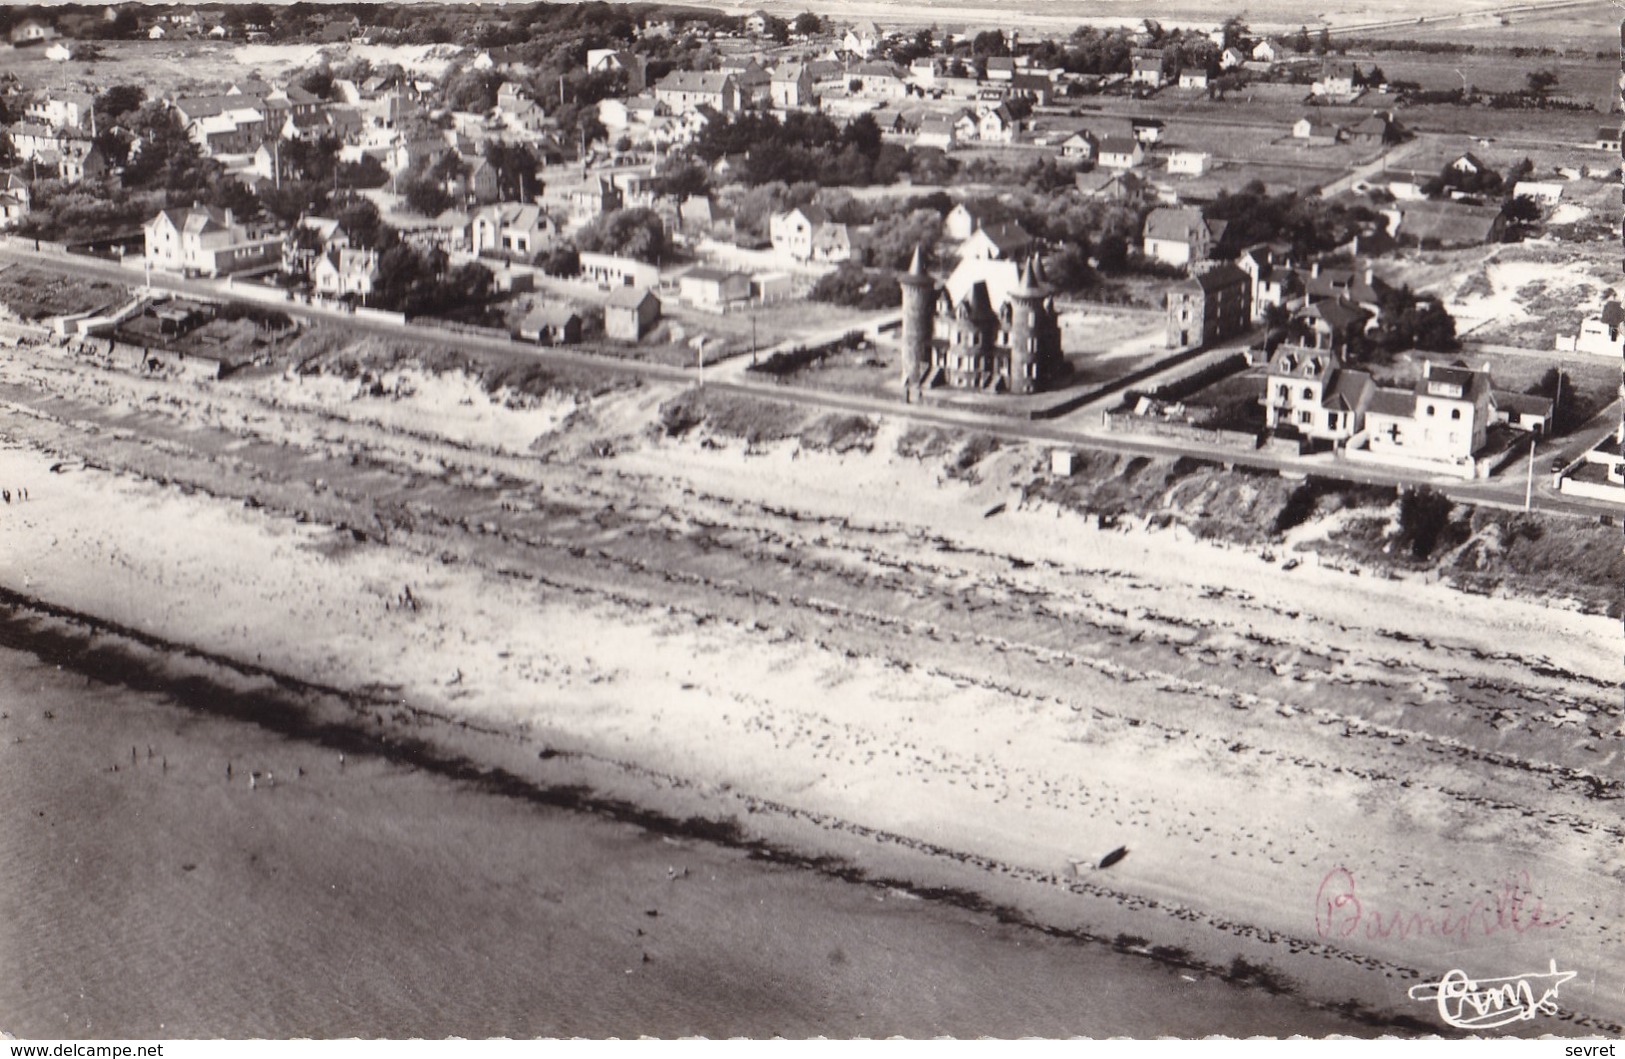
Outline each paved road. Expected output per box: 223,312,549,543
2,244,1618,522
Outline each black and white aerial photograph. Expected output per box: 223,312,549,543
0,0,1619,1041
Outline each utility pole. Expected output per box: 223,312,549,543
1524,434,1535,511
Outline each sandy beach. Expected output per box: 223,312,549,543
0,342,1619,1036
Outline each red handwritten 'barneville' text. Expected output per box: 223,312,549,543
1314,867,1571,943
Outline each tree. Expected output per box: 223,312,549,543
1395,486,1454,560
298,66,336,100
1525,68,1559,95
793,12,822,36
1501,193,1540,229
1293,25,1311,53
334,196,394,251
576,208,666,263
402,175,454,217
1315,28,1330,55
94,85,145,129
972,29,1007,58
1527,368,1588,434
537,244,580,277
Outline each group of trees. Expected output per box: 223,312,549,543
575,207,666,263
1206,182,1383,259
692,112,906,187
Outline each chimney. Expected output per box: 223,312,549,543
1311,261,1320,278
1363,263,1374,287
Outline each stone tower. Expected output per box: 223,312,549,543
898,245,936,392
1005,256,1047,395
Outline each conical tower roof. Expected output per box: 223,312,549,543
899,244,934,287
1010,254,1045,299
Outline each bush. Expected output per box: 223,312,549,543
1395,486,1454,560
810,263,900,310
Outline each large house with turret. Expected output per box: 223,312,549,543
899,250,1065,396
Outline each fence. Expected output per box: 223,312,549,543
1102,410,1260,450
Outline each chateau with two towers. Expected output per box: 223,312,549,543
899,249,1066,396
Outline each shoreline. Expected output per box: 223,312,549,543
0,355,1619,1037
0,592,1434,1038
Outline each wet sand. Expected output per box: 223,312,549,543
0,630,1367,1039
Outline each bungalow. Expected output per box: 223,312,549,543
1061,130,1098,161
680,267,752,310
1075,169,1148,201
1346,113,1401,146
975,57,1014,81
1251,40,1279,62
517,303,583,345
0,191,28,229
1097,137,1145,170
1220,46,1247,70
744,10,772,35
1511,180,1563,206
1292,116,1343,145
1142,206,1224,268
1449,151,1487,176
961,220,1033,262
1555,301,1625,358
1594,126,1621,152
914,116,962,151
1178,70,1210,91
1130,117,1165,144
604,286,661,341
1494,391,1554,435
587,49,647,93
1394,199,1506,248
1166,150,1209,176
470,203,555,256
579,252,660,290
10,18,57,45
654,72,740,115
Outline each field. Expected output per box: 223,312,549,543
0,263,128,321
0,39,456,96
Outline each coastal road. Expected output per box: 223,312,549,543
2,243,1617,521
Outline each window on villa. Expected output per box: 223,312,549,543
1298,411,1312,425
1451,408,1461,420
1426,405,1435,416
1302,387,1313,399
1277,385,1288,399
